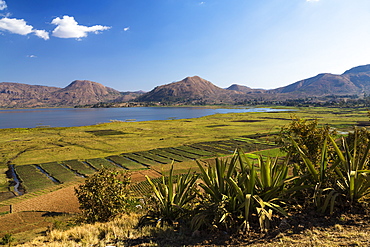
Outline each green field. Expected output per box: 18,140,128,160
38,162,78,183
0,106,369,195
62,160,96,176
14,165,56,193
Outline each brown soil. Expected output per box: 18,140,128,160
0,169,161,239
130,169,162,183
11,185,80,214
0,211,54,237
0,191,15,201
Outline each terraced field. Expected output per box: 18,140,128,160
10,134,277,194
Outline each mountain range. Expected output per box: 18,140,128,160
0,80,142,108
2,64,370,107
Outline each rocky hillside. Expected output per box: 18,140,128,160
3,64,370,107
226,84,266,94
50,80,121,106
272,64,370,96
0,80,123,108
136,76,242,104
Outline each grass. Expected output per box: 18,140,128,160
132,151,174,164
163,148,201,159
254,148,286,157
149,149,191,162
2,106,368,197
0,107,366,169
9,210,370,247
85,158,121,170
174,145,214,156
62,160,96,176
1,106,369,246
38,162,78,183
122,153,160,166
0,168,8,193
14,165,56,193
107,155,148,170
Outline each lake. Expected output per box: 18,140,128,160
0,107,289,129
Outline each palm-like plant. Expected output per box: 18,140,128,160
291,129,370,214
138,164,198,227
291,136,341,214
329,132,370,203
193,150,291,232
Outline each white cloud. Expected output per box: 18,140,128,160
34,29,49,40
0,17,49,39
27,55,37,58
0,0,7,11
51,15,111,39
123,26,129,31
199,2,205,5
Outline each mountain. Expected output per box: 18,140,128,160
50,80,121,106
226,84,266,94
0,82,60,108
272,64,370,96
2,64,370,107
136,65,370,104
0,80,122,108
137,76,242,104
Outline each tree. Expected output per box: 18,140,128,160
276,116,336,171
75,169,131,223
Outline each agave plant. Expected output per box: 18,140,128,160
291,129,370,214
193,149,291,232
290,136,340,214
138,164,198,227
329,131,370,203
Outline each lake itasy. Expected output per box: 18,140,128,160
0,107,289,129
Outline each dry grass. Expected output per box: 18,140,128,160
16,214,149,247
11,211,370,247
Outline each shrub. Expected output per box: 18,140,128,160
75,169,132,223
276,116,335,170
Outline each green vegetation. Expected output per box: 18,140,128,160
74,169,132,223
1,233,14,246
62,160,96,176
0,169,8,193
107,155,148,170
14,165,55,193
2,106,370,198
85,158,119,170
0,106,366,169
139,165,198,227
122,153,159,166
69,121,369,244
2,107,370,246
38,162,77,183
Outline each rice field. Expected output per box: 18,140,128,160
9,135,276,194
2,107,369,196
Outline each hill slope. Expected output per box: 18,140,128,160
0,80,122,108
137,76,242,103
50,80,121,106
272,64,370,96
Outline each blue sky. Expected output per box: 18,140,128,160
1,0,370,91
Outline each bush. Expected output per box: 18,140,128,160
75,169,132,223
276,116,335,170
